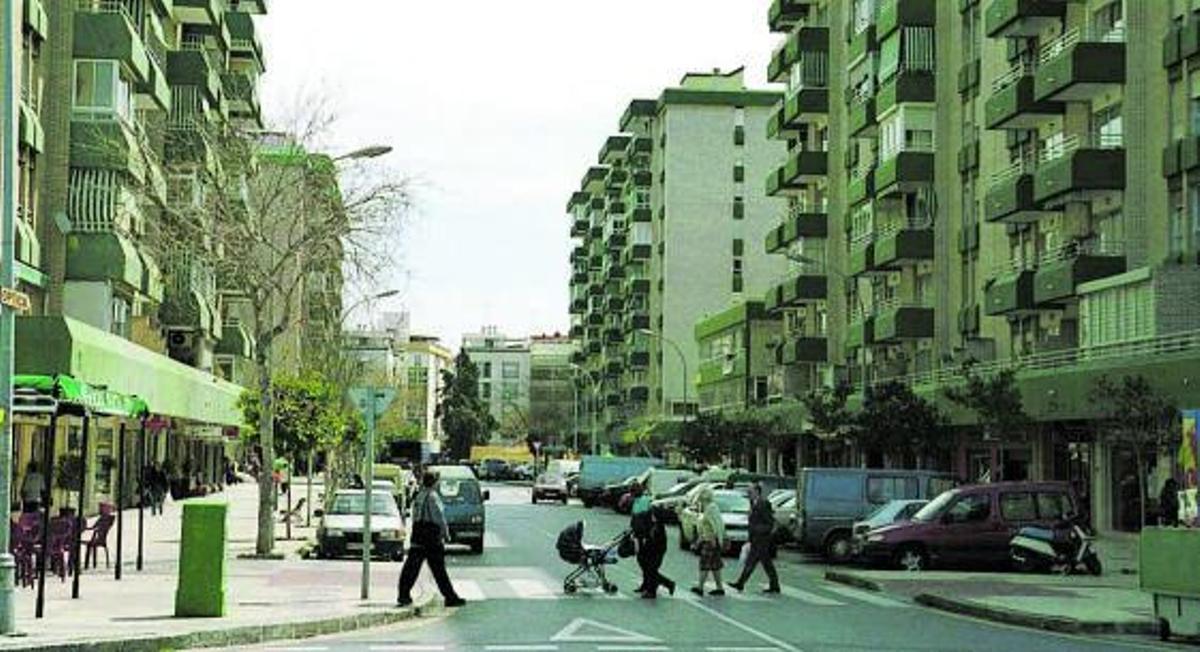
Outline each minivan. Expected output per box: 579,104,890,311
858,481,1077,571
794,467,956,561
426,464,490,554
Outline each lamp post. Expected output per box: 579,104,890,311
0,1,19,634
570,364,599,455
636,329,689,422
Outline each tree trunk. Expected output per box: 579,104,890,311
255,358,276,555
306,448,315,527
1135,444,1146,531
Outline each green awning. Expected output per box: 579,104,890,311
13,374,149,418
16,316,245,427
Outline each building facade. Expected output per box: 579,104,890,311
764,0,1200,532
695,300,783,413
403,335,452,450
567,69,788,447
462,327,531,440
529,334,576,451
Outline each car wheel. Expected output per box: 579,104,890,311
391,549,405,562
1159,618,1172,642
824,532,853,563
531,493,538,504
894,544,928,572
561,496,568,505
469,539,484,555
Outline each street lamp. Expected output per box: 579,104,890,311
636,329,690,422
332,145,394,162
0,1,20,633
570,364,600,455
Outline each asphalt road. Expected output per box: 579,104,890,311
234,484,1176,652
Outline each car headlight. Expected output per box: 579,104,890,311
867,534,885,543
469,515,483,524
324,529,343,538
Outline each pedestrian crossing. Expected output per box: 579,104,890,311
438,577,908,608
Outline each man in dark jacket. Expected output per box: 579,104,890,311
729,482,780,594
630,483,675,599
397,471,466,608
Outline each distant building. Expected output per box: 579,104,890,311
403,335,453,449
529,335,578,452
462,327,531,442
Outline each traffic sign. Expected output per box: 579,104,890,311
0,287,30,312
348,386,396,418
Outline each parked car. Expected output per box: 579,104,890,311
849,499,929,557
478,458,511,481
603,475,642,511
532,460,579,504
651,478,708,523
858,482,1078,571
678,487,750,555
564,470,580,498
576,456,661,507
794,468,956,562
511,463,535,481
640,468,698,498
426,464,490,554
769,490,797,543
315,490,406,560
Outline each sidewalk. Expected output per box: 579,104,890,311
827,546,1156,636
4,481,433,651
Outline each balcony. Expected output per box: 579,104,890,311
774,269,828,307
625,278,651,295
984,0,1066,38
984,266,1037,316
227,12,266,71
1033,135,1125,205
872,222,933,269
847,240,874,276
876,70,935,116
847,169,874,206
65,232,148,292
848,96,876,137
984,161,1058,223
73,1,151,85
174,0,222,25
768,82,830,138
625,313,651,332
874,301,935,342
781,148,828,186
1033,240,1126,305
875,150,933,197
1034,27,1126,103
24,0,48,39
168,37,223,104
877,0,936,41
769,0,815,32
230,0,268,14
69,118,145,181
844,316,875,350
765,205,828,254
624,244,652,262
18,100,44,153
224,71,261,121
848,25,877,64
777,336,828,365
985,64,1064,130
627,385,650,402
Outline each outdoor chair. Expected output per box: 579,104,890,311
9,521,37,588
83,513,115,569
279,497,306,524
46,517,74,581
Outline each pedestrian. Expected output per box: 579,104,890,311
396,471,466,608
20,461,44,513
730,482,780,594
691,486,726,596
1160,478,1181,527
630,483,675,599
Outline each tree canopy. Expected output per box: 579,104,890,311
943,364,1029,442
238,372,360,460
855,381,946,466
437,352,497,460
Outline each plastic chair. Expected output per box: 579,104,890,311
46,517,74,581
9,522,36,588
83,513,115,569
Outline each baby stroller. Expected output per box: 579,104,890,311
556,521,631,595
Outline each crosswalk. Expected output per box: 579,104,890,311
437,577,908,609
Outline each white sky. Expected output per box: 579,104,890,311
259,1,777,349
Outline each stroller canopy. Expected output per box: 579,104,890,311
556,521,584,564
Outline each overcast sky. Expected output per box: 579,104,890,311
259,1,776,350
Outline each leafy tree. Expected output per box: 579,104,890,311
855,381,947,468
238,372,360,462
1090,375,1179,528
944,364,1030,443
800,384,856,465
438,352,497,461
678,411,731,466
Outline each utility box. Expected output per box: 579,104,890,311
175,499,228,617
1141,527,1200,640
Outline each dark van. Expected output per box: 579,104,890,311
794,467,956,561
427,465,490,554
859,481,1077,571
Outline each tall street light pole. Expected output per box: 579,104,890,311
637,329,689,423
0,0,20,634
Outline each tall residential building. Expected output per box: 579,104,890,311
10,0,271,503
764,0,1200,532
462,327,531,437
567,69,788,446
403,335,453,451
529,334,577,451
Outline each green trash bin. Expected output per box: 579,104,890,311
175,498,228,617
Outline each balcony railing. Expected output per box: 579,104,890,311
990,157,1037,185
989,238,1124,278
875,216,933,239
991,61,1036,94
1038,25,1126,66
76,0,134,22
875,296,932,313
1039,132,1123,164
856,328,1200,392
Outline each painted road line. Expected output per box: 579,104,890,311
595,647,671,652
367,647,446,652
265,648,328,652
778,585,843,606
821,583,910,608
455,579,487,601
506,578,558,600
484,531,508,548
483,646,559,651
683,598,803,652
727,591,771,603
707,648,781,652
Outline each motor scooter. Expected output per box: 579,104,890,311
1010,515,1102,576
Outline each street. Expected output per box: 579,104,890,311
231,484,1171,652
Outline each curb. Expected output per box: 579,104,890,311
914,593,1158,636
2,603,430,652
824,570,883,592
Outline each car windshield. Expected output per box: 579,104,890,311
714,492,750,513
329,494,398,517
912,490,959,522
439,479,480,504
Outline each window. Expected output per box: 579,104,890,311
73,60,130,120
501,382,518,400
501,361,520,379
1091,1,1124,39
733,196,745,220
732,258,744,274
867,476,920,504
1092,103,1123,147
945,494,991,524
481,362,492,377
1000,492,1037,521
811,473,861,501
732,239,744,256
733,125,745,146
1036,492,1074,520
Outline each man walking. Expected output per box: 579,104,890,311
397,471,466,608
729,482,780,594
630,483,675,599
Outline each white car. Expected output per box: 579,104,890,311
678,487,750,555
316,489,406,560
532,471,570,503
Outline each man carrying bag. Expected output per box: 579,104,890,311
397,471,466,608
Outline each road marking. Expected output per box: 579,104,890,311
484,531,508,548
550,618,660,643
707,648,781,652
682,598,802,652
596,647,671,652
507,578,558,600
727,591,771,603
484,646,559,651
266,648,328,652
821,583,909,608
368,647,445,652
778,585,843,606
455,579,487,601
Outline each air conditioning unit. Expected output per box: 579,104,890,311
167,329,199,364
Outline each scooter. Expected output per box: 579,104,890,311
1010,516,1103,576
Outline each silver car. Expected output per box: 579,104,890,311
316,489,407,560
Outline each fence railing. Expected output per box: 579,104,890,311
1040,132,1123,164
1038,25,1126,65
992,61,1036,94
874,216,933,239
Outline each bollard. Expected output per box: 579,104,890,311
175,499,228,617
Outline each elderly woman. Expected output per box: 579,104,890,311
690,487,727,597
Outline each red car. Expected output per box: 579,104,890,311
858,481,1078,571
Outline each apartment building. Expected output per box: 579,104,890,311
9,0,272,502
567,69,788,447
529,334,577,451
765,0,1200,531
402,335,453,449
462,327,531,435
694,300,783,413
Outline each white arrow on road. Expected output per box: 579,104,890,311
550,617,661,643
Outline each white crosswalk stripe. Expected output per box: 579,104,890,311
455,579,488,601
506,578,558,600
821,583,910,608
779,584,844,606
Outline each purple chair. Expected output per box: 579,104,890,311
46,517,74,581
83,513,115,570
9,521,37,588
